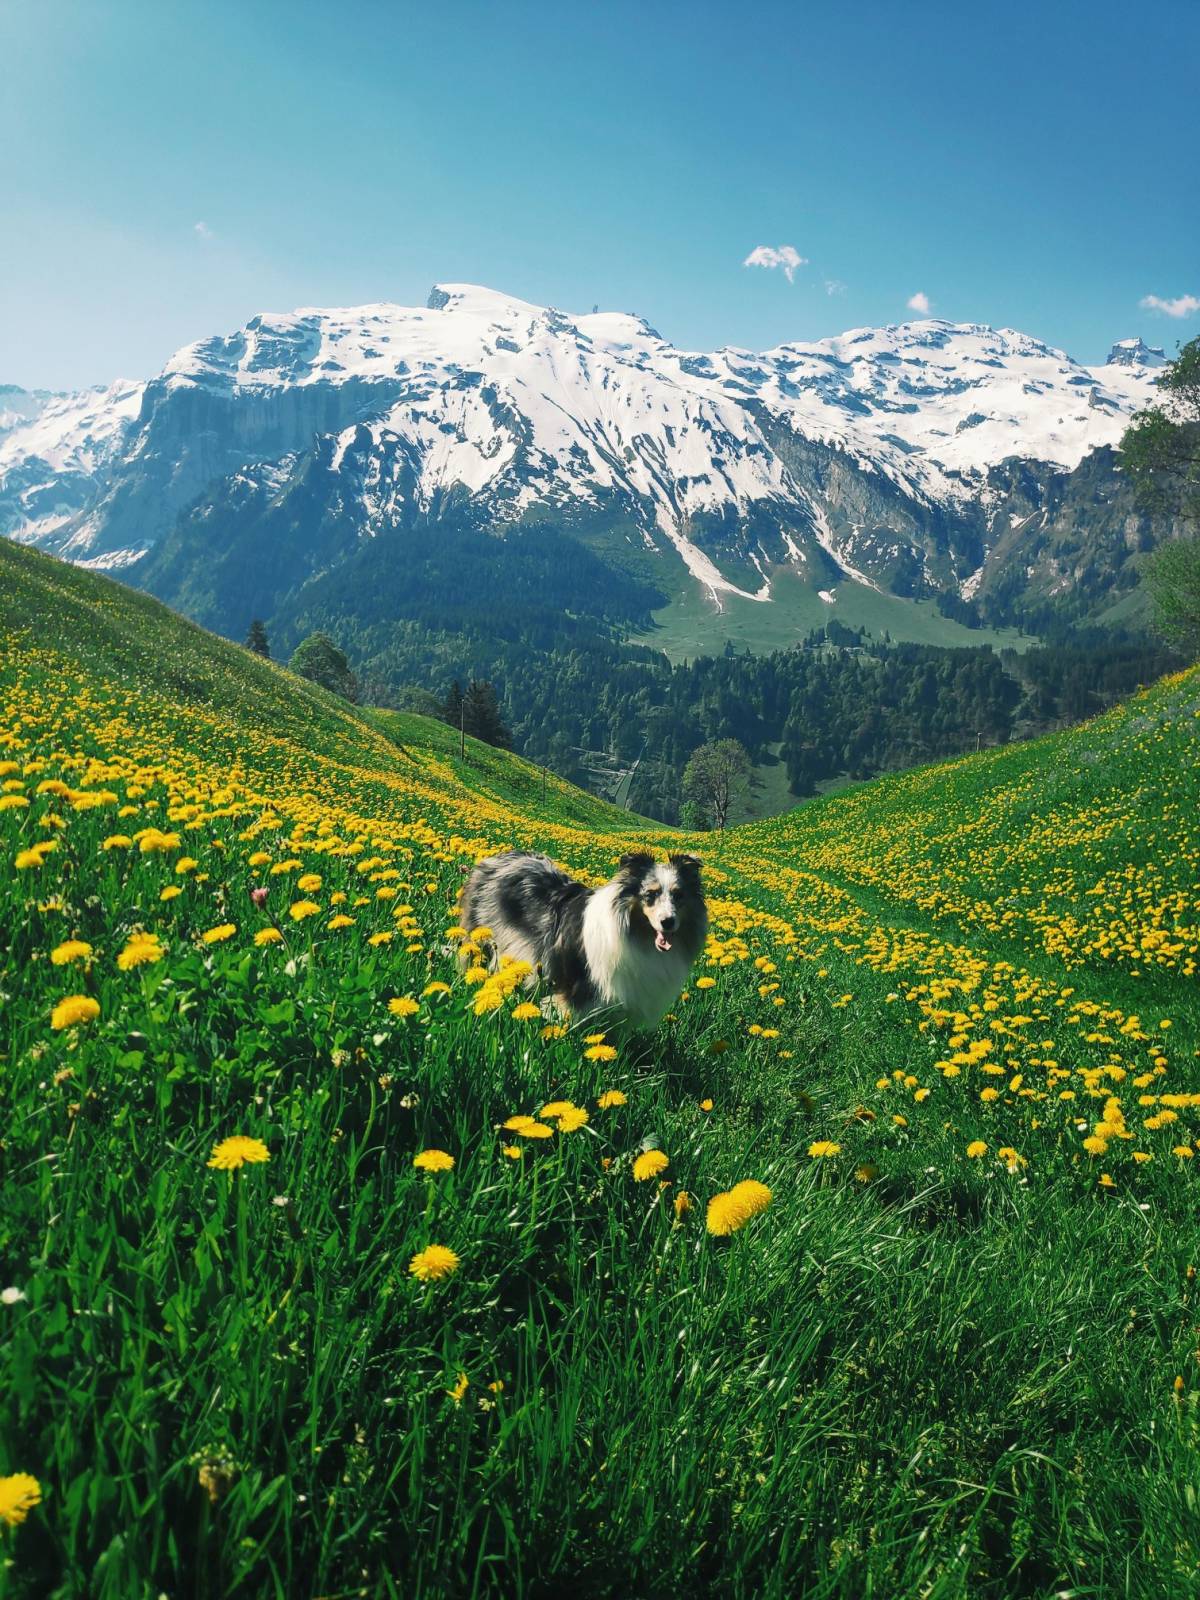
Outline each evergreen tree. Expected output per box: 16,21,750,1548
442,680,465,729
289,633,359,702
245,619,270,658
462,680,512,749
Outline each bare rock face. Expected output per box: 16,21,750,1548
1105,338,1167,370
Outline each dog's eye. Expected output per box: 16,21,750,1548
644,888,659,903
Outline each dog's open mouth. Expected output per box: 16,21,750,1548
654,930,673,953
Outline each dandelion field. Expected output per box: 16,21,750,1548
2,540,1200,1598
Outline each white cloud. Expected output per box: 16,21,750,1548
1140,292,1199,319
193,221,214,240
906,291,931,314
824,278,847,296
743,245,807,283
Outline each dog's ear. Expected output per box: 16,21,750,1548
618,852,653,872
669,852,702,874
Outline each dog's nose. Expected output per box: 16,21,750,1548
660,914,677,932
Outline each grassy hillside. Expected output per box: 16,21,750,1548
2,540,1199,1599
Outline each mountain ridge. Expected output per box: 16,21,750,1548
0,283,1175,644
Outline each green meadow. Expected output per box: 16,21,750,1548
631,569,1036,662
2,539,1199,1599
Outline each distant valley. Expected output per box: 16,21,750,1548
1,287,1183,820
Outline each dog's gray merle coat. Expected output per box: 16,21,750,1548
459,850,706,1028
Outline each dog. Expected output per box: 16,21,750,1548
459,850,707,1029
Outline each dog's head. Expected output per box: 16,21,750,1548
616,852,703,953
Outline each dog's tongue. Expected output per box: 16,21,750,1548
655,931,673,953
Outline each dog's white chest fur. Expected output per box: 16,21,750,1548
581,883,690,1028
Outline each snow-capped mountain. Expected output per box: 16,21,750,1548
0,283,1165,624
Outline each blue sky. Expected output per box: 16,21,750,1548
3,0,1197,390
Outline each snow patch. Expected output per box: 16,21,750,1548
807,499,881,591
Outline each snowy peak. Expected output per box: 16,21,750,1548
0,284,1166,609
1105,336,1168,369
426,282,542,320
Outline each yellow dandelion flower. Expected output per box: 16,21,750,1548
501,1145,523,1160
1173,1145,1194,1159
117,932,164,970
408,1244,460,1282
541,1023,568,1041
206,1135,270,1170
503,1115,539,1132
289,899,320,922
556,1106,589,1133
539,1100,574,1119
511,1002,542,1021
254,927,284,946
423,981,451,997
160,885,183,901
1082,1135,1108,1155
515,1121,553,1139
138,829,180,854
50,940,92,966
15,846,49,869
447,1371,469,1405
632,1150,669,1182
367,931,393,946
463,964,489,986
413,1149,455,1173
807,1140,841,1158
583,1032,607,1045
673,1190,693,1219
585,1044,617,1063
597,1089,627,1109
700,1098,714,1112
388,996,420,1018
695,976,716,989
706,1179,772,1236
854,1163,880,1183
966,1140,988,1159
297,873,322,892
0,1473,42,1526
102,834,132,850
50,995,99,1031
327,913,355,929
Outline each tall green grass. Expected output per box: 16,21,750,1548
1,542,1198,1598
